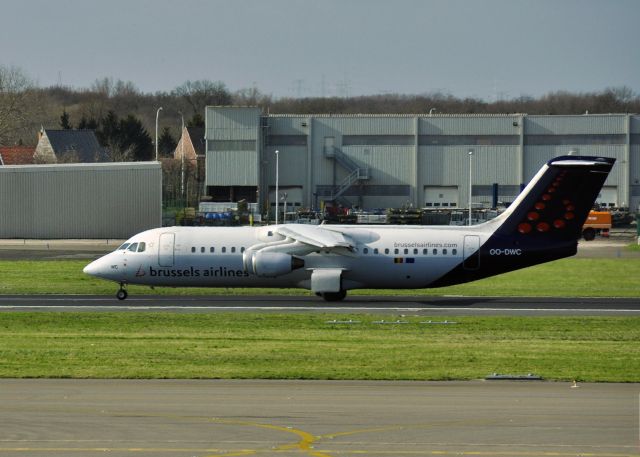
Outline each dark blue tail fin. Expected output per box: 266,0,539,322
430,156,615,287
491,155,616,242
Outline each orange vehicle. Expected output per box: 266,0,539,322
582,210,611,241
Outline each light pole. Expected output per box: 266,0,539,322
274,150,279,225
179,111,185,205
281,192,288,223
468,150,473,226
155,107,163,161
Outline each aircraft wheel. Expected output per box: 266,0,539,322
116,289,128,301
322,290,347,302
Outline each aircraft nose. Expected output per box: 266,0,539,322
83,259,101,276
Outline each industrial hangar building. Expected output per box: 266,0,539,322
0,162,161,239
204,107,640,215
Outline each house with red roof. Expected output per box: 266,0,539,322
0,146,35,165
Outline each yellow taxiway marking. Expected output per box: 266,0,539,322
204,418,332,457
2,412,636,457
0,447,637,457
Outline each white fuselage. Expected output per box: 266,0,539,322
85,224,488,291
83,156,617,299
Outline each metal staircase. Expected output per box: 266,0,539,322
324,146,369,202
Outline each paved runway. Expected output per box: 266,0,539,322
1,294,639,316
0,379,637,457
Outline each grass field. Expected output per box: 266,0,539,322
0,312,638,381
1,257,640,297
1,256,638,381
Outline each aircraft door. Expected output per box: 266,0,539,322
158,233,175,267
463,235,480,270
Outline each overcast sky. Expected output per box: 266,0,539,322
2,0,638,100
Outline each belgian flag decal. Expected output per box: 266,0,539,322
394,258,415,264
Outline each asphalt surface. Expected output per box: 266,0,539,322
0,379,637,457
0,234,638,316
1,294,640,316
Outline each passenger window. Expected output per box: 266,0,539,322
127,243,138,252
394,248,399,255
384,248,389,254
231,247,236,253
363,248,369,254
443,249,448,255
404,248,408,255
222,247,226,253
137,242,146,252
191,247,196,253
118,243,130,251
210,247,215,253
201,247,205,253
241,247,245,253
413,248,418,255
433,249,438,255
423,248,428,255
374,248,379,254
452,249,457,255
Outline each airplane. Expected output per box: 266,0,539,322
84,155,615,301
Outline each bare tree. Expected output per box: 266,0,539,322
172,80,232,116
104,141,135,162
0,65,37,146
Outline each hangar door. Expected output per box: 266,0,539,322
595,186,617,208
424,186,458,208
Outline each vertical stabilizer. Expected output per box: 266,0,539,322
431,156,616,287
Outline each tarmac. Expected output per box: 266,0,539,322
0,379,637,457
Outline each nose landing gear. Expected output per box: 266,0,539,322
116,283,128,301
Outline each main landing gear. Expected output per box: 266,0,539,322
116,283,128,301
318,290,347,302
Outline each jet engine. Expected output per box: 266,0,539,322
250,251,305,277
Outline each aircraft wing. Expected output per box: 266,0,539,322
275,224,354,250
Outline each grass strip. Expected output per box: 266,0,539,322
0,312,638,382
1,258,640,297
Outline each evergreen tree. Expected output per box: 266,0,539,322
78,115,99,130
60,110,72,129
96,111,152,161
158,127,177,157
187,113,205,128
119,114,153,161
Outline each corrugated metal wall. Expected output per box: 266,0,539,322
206,150,259,186
263,146,307,186
420,146,518,185
205,107,261,186
0,163,161,239
630,144,640,212
205,108,638,211
268,116,310,135
341,146,413,185
206,106,261,140
525,115,626,134
419,115,519,135
523,145,625,182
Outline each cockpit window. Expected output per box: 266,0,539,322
127,242,139,252
118,243,130,250
137,242,146,252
